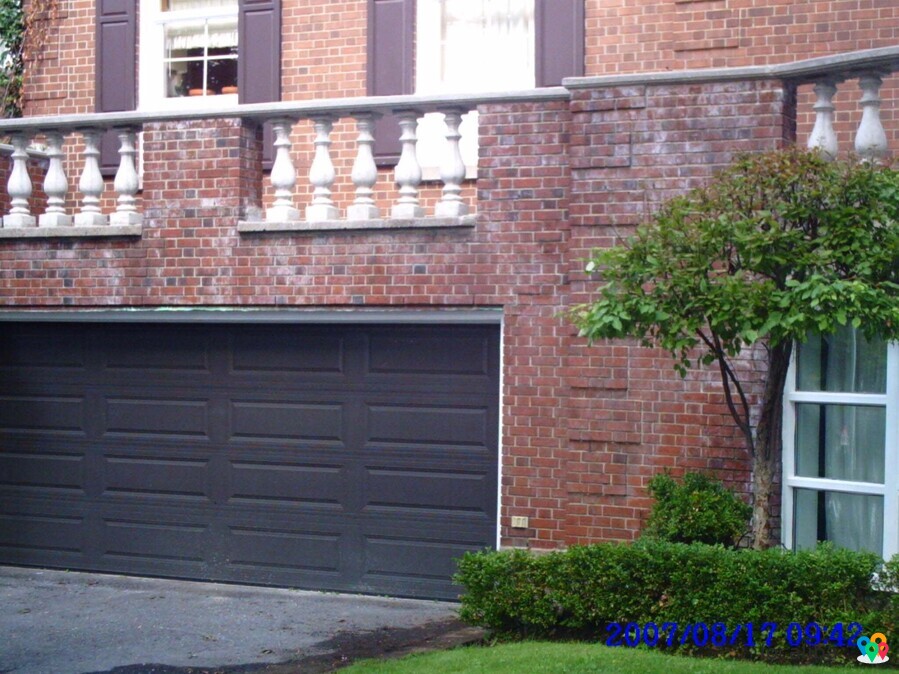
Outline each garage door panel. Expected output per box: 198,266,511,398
363,537,473,578
103,397,211,439
363,467,493,517
0,395,87,436
101,326,212,373
367,329,491,377
99,517,209,567
225,525,343,575
229,327,346,376
227,460,346,510
0,497,86,561
101,454,212,503
366,404,491,449
229,400,344,443
0,325,87,369
0,450,86,495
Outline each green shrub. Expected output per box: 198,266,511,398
643,472,751,547
455,541,890,664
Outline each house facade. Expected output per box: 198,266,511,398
0,0,897,600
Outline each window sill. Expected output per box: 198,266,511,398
0,225,143,239
238,215,476,234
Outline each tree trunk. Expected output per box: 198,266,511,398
749,340,793,549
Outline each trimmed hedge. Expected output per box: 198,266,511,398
455,541,895,663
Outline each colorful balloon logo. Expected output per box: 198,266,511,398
857,633,889,664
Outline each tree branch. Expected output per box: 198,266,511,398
697,328,756,456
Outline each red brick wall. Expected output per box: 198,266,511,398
0,78,797,548
585,0,899,73
7,0,898,550
560,79,794,546
22,1,899,162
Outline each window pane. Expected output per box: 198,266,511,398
797,326,886,393
417,0,535,94
794,488,882,555
795,404,885,482
164,16,237,97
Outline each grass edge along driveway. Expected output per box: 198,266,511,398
339,641,863,673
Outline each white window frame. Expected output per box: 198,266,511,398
138,0,239,112
782,342,899,559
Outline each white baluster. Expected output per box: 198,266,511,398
391,109,424,219
348,112,380,221
436,108,468,217
74,128,106,226
3,132,35,228
266,117,300,222
807,80,838,159
39,131,71,227
855,73,889,162
306,115,339,222
110,127,141,225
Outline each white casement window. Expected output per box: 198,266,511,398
782,327,899,559
415,0,535,174
139,0,239,111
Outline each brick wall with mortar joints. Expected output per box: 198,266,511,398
0,102,576,551
6,0,890,548
583,0,899,151
559,79,794,545
22,1,898,219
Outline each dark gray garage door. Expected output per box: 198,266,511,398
0,322,499,599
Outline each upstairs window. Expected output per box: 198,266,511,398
367,0,582,164
415,0,534,174
140,0,239,109
415,0,535,95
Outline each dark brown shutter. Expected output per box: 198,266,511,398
535,0,585,87
367,0,414,165
96,0,136,175
239,0,281,166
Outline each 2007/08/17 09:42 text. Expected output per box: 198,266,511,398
605,621,864,648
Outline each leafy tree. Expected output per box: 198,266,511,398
572,149,899,549
0,0,23,117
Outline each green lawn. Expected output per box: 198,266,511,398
339,642,861,673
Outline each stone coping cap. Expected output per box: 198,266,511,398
563,46,899,90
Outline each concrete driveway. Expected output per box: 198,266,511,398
0,566,467,674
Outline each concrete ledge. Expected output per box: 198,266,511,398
0,88,570,133
0,225,143,239
564,45,899,89
238,215,477,234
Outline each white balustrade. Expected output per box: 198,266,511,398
306,115,339,222
807,80,838,159
38,131,71,227
855,73,889,161
392,110,424,219
74,128,106,226
436,108,468,217
267,117,300,222
111,128,141,226
4,132,35,228
348,112,380,220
